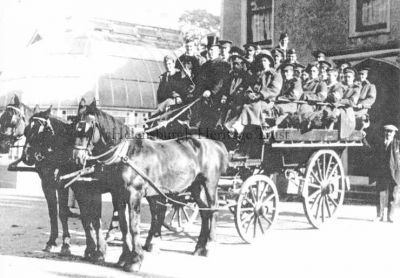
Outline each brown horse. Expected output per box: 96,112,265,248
73,100,228,272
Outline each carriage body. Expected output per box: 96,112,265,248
218,127,364,243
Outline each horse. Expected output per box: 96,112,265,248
0,95,33,153
21,103,122,261
21,106,76,255
73,100,228,272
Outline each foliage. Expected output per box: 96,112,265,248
178,9,221,44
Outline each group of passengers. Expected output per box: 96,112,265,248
154,33,377,157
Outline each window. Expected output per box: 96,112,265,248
350,0,390,37
247,0,274,46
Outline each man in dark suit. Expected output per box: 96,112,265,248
375,125,400,222
195,35,231,130
175,38,205,80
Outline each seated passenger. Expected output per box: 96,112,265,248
219,55,251,126
318,61,331,83
225,52,282,134
275,63,303,115
354,67,376,118
340,67,361,107
298,63,328,123
154,55,182,116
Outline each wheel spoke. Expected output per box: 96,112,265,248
308,189,321,201
324,196,332,218
259,181,268,200
245,214,255,232
262,193,276,204
308,183,321,189
249,185,257,203
243,196,256,208
326,163,339,183
325,154,333,180
241,211,254,224
321,197,325,222
168,208,177,226
311,171,323,185
177,208,182,227
310,193,322,210
327,194,338,208
257,217,265,234
253,215,258,238
240,207,255,212
316,158,324,182
322,153,326,181
314,195,323,219
261,213,273,225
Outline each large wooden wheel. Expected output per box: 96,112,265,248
235,175,279,243
163,202,199,233
302,149,346,228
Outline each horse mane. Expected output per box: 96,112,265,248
89,107,130,144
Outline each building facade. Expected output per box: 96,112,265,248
222,0,400,64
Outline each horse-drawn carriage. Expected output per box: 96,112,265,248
160,122,364,243
1,96,365,271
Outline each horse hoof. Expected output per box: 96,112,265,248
43,244,57,253
123,262,142,272
59,244,71,256
93,251,106,263
143,243,160,253
193,247,208,257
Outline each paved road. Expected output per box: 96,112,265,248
0,188,399,278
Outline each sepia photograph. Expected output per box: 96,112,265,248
0,0,399,277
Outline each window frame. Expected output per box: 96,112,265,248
349,0,391,38
246,0,274,47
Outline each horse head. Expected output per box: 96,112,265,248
0,95,28,153
22,106,56,166
73,99,107,165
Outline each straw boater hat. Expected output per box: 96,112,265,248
384,125,398,132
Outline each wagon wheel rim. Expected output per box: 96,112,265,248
235,175,279,243
302,150,345,228
163,202,199,233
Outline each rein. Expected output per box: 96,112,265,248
145,98,200,133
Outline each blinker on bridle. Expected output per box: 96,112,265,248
31,117,55,135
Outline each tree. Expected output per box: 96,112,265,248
178,9,221,45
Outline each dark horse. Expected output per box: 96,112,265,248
0,96,72,254
21,104,122,261
21,106,75,255
73,100,228,272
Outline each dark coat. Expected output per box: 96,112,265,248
375,138,400,191
302,79,328,102
279,77,303,100
156,71,181,104
195,58,231,101
175,54,205,79
326,82,345,103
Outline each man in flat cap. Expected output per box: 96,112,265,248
336,61,351,83
286,48,299,66
301,63,328,102
294,63,306,80
374,124,400,222
194,35,231,129
219,40,233,62
243,43,256,64
276,32,289,60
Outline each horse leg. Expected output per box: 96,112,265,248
72,185,97,260
116,191,130,268
57,186,71,256
191,180,211,256
143,196,166,253
123,186,144,272
105,192,120,242
91,191,107,262
41,179,59,252
192,176,219,257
